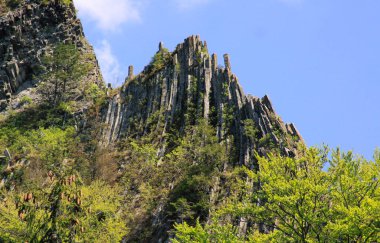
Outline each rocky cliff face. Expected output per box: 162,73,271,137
0,1,302,167
102,35,303,168
0,0,103,112
0,2,304,240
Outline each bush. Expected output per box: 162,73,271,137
174,147,380,242
19,96,32,106
148,47,171,74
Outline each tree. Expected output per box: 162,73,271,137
253,147,331,242
0,170,127,242
173,147,380,242
326,149,380,241
117,120,228,241
38,43,88,107
173,219,242,243
167,120,227,225
0,191,28,242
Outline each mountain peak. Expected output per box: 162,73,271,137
101,35,303,163
0,4,305,242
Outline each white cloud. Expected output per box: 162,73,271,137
174,0,211,10
74,0,141,31
95,40,123,86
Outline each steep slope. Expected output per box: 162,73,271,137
0,2,304,241
0,0,106,216
0,3,378,243
99,36,304,241
102,35,303,167
0,0,103,112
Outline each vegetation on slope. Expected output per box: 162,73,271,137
0,0,72,15
174,147,380,242
0,43,119,242
0,40,378,242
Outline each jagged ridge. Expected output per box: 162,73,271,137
0,2,306,240
102,35,303,167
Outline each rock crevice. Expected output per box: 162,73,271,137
0,1,103,111
101,35,303,166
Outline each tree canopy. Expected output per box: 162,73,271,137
174,147,380,242
37,43,89,107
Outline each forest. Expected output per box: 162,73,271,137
0,44,378,242
0,2,379,240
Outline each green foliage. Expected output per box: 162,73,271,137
0,105,73,133
85,83,103,100
0,80,125,242
0,124,78,189
0,1,6,15
173,220,208,242
19,95,33,106
148,47,171,74
170,198,195,224
326,149,380,241
74,180,127,242
118,120,227,240
0,102,95,187
174,147,380,242
243,119,258,139
0,106,76,157
0,192,28,241
175,62,181,72
374,147,380,161
222,105,234,135
185,75,200,125
37,43,89,107
254,147,331,242
85,83,106,107
0,0,73,15
145,110,162,132
0,176,126,242
195,50,203,64
59,0,72,5
173,219,242,243
167,120,226,223
201,45,208,55
0,0,22,14
258,133,272,147
39,0,73,6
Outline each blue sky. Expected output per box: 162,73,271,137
73,0,380,159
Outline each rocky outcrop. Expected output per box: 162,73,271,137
0,0,103,111
102,35,303,167
0,2,305,240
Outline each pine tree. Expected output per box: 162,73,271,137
38,43,88,107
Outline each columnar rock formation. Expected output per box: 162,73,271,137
0,0,103,111
127,65,134,80
0,2,306,241
102,35,303,167
0,1,307,241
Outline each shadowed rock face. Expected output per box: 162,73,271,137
101,35,303,168
0,1,103,111
0,3,304,241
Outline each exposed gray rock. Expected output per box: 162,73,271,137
101,35,302,167
99,35,304,238
223,53,231,70
127,65,134,80
0,1,103,112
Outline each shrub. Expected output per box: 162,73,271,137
148,47,171,74
19,96,32,106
